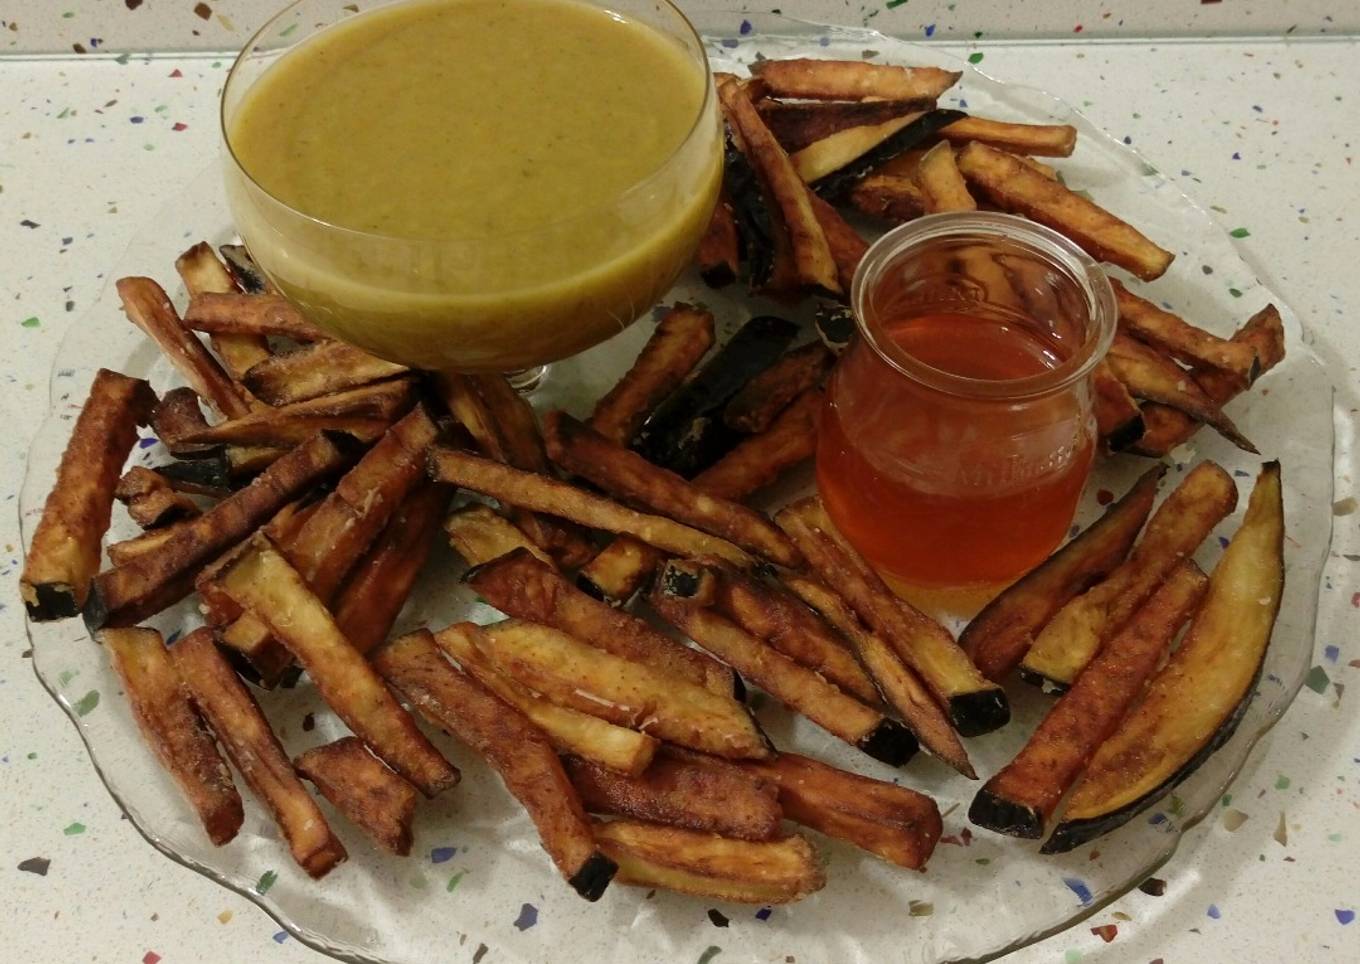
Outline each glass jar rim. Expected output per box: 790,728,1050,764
849,211,1117,400
219,0,716,246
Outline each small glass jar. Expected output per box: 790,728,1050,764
817,212,1116,589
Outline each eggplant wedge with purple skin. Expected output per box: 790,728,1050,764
1042,461,1284,854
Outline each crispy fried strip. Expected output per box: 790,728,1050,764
99,627,243,846
333,481,454,655
719,78,841,294
545,412,802,567
175,378,416,447
589,303,716,446
848,173,926,223
808,191,870,293
791,112,924,184
780,573,974,778
971,562,1208,839
913,140,977,213
575,537,664,606
1131,304,1285,457
565,750,782,841
117,277,253,418
961,466,1163,681
1107,333,1255,452
1021,461,1237,689
594,818,824,904
697,197,740,288
956,142,1174,281
244,340,408,406
1092,359,1146,451
175,241,272,380
373,629,617,899
940,116,1077,157
711,565,880,703
1113,279,1258,385
436,373,594,567
106,519,190,567
184,292,329,342
745,751,942,869
294,737,418,857
435,623,658,775
427,446,753,566
150,386,217,458
115,466,200,529
470,618,769,760
651,584,917,767
776,496,1009,736
465,548,733,695
443,503,554,568
695,387,822,502
21,369,156,619
758,97,937,153
749,58,960,102
216,535,458,795
170,628,347,876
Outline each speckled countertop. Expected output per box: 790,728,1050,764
2,10,1358,964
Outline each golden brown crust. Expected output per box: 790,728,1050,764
748,58,960,102
184,292,329,342
295,737,418,857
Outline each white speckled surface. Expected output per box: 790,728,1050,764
1,5,1358,963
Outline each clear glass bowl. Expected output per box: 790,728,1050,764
21,14,1335,964
221,0,723,373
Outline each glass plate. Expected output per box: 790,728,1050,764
20,15,1334,964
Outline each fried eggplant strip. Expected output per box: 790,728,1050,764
913,140,977,213
465,548,735,696
745,751,942,869
724,342,832,436
749,58,960,102
175,378,416,447
98,627,243,846
114,466,201,529
1106,333,1255,452
184,292,329,342
117,277,253,418
758,97,937,153
435,623,658,775
719,78,841,294
373,629,617,899
693,388,822,502
848,173,927,223
956,142,1174,281
468,618,769,760
1021,460,1237,690
215,535,458,796
1045,462,1284,854
804,110,965,200
1092,359,1146,451
961,466,1164,681
776,497,1009,736
697,197,740,288
545,412,802,567
170,628,347,876
333,481,453,655
791,111,925,184
436,372,594,567
780,573,973,778
175,241,272,380
244,340,408,406
808,193,870,293
589,303,715,446
970,562,1208,839
294,737,418,857
426,446,753,567
443,503,554,568
651,580,917,767
1131,304,1284,457
939,116,1077,157
21,369,156,619
594,818,824,904
1112,279,1259,385
565,750,782,841
150,386,217,458
576,537,664,605
106,519,189,567
710,564,879,703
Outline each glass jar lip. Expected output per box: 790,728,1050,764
219,0,716,246
849,211,1117,400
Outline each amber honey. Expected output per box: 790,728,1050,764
817,214,1115,590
